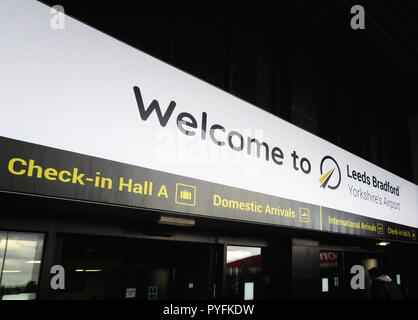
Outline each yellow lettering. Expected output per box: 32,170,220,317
133,183,143,194
157,185,168,198
44,168,58,181
58,170,71,182
8,158,26,175
239,202,245,211
213,194,221,206
119,177,132,192
71,168,85,185
100,177,112,190
28,159,42,178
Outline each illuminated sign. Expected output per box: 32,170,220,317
0,0,417,240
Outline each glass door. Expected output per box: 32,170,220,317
225,245,261,300
0,231,45,300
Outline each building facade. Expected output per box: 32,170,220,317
0,0,417,300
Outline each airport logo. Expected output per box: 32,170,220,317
319,156,341,190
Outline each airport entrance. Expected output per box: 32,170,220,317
51,235,223,300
